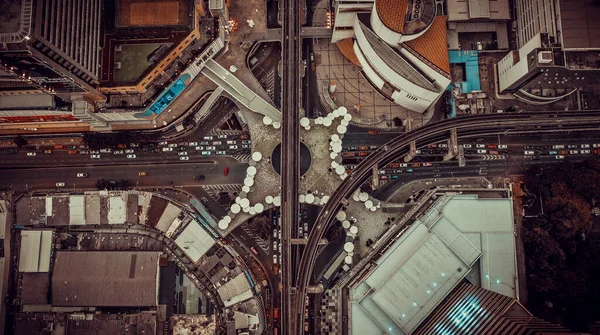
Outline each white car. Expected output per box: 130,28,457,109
476,144,486,148
273,229,278,238
76,173,88,178
438,143,448,148
524,151,535,155
114,150,124,154
581,144,590,148
212,141,222,145
189,142,198,146
91,154,101,159
178,151,188,156
125,149,134,153
127,154,136,159
582,149,591,154
195,146,204,150
556,155,565,159
462,144,472,149
242,140,251,144
159,141,168,146
180,156,189,161
203,136,213,140
569,150,579,155
273,255,278,264
227,140,236,144
206,146,216,150
26,152,36,156
218,134,228,139
229,145,238,150
273,241,278,250
162,147,173,152
399,163,408,168
216,151,226,155
242,144,251,149
498,145,508,149
477,149,487,154
168,143,177,148
593,144,600,148
56,182,65,187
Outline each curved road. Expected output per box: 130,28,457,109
292,111,600,333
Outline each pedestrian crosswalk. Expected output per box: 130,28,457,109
232,154,251,162
201,183,243,193
240,222,270,253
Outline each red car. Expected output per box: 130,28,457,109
487,144,498,149
224,167,229,176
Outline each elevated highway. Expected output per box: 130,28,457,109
291,111,600,334
280,0,302,333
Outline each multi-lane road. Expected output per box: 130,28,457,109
280,0,302,333
292,111,600,334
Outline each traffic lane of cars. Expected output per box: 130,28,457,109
0,159,245,191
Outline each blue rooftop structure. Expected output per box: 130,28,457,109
135,73,192,118
448,50,481,93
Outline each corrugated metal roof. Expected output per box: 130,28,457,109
19,230,52,272
52,251,160,307
69,195,85,225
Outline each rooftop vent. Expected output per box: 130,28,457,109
538,51,553,64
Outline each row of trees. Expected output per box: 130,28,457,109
95,179,131,190
523,159,600,330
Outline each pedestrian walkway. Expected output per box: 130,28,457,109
201,59,281,121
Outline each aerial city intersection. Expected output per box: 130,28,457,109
0,0,600,334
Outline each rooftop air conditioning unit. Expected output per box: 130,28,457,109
538,51,553,64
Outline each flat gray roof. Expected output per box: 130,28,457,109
559,0,600,49
52,251,160,307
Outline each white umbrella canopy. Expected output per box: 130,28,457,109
330,152,338,160
252,152,262,162
344,255,353,264
231,203,241,213
272,121,281,129
305,193,315,204
336,211,347,221
337,124,347,134
299,194,306,203
255,203,264,213
240,198,250,208
323,117,332,127
263,115,273,125
331,134,340,142
344,242,355,252
273,196,281,207
247,166,257,176
218,220,229,230
342,220,351,229
265,195,274,204
349,225,358,234
244,178,254,187
359,192,369,202
300,117,310,127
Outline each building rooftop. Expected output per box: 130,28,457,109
404,16,451,75
19,230,52,273
350,194,517,334
413,281,570,334
375,0,409,34
175,220,216,263
559,0,600,49
359,22,438,91
52,251,160,307
337,38,361,67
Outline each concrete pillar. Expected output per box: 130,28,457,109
404,141,417,162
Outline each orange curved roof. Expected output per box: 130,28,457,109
337,38,362,67
376,0,409,34
405,16,450,75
